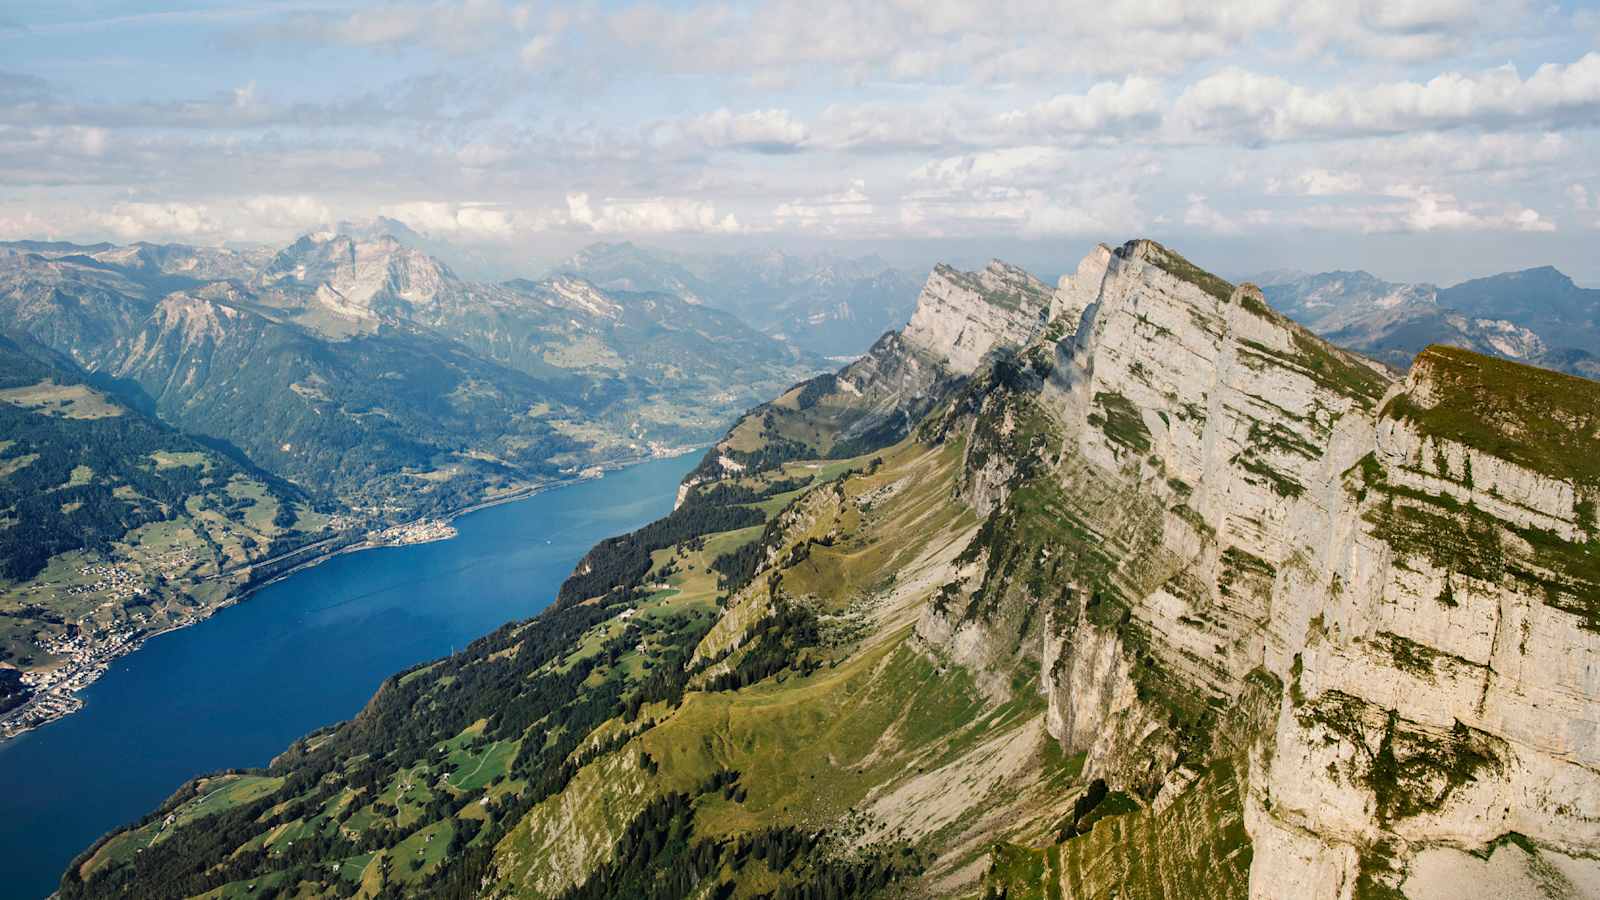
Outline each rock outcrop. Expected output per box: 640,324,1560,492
920,238,1600,897
901,260,1054,375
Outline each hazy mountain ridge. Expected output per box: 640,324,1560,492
1260,266,1600,379
552,241,924,358
0,231,818,513
0,229,820,738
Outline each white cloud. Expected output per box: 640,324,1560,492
668,108,810,152
1384,184,1555,233
911,147,1074,191
244,195,332,230
1287,0,1516,61
380,201,520,240
1266,169,1365,196
565,194,742,234
93,201,221,241
1183,194,1239,233
898,179,1144,240
773,180,875,232
1566,183,1600,228
994,78,1165,138
1175,53,1600,143
5,0,1597,269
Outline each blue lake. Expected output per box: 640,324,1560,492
0,453,696,899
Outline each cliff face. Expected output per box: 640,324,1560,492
901,260,1054,376
920,239,1600,897
62,238,1600,900
1252,344,1600,899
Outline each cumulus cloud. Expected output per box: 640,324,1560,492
1183,194,1240,233
1384,185,1555,233
664,108,810,153
379,202,521,240
910,147,1075,192
244,195,332,230
93,201,221,241
1266,169,1365,196
1287,0,1518,61
1174,53,1600,143
1233,186,1558,234
565,194,741,234
3,0,1594,258
992,78,1166,139
773,180,875,232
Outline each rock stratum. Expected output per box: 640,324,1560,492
64,240,1600,900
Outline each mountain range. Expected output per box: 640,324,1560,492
551,242,924,358
0,228,821,733
1257,266,1600,380
62,240,1600,899
0,230,818,511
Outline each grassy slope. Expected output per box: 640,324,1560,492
65,246,1297,900
1387,343,1600,486
0,342,323,669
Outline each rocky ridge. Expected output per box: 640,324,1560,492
57,238,1600,900
919,239,1600,898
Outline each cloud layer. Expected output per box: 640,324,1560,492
0,0,1596,280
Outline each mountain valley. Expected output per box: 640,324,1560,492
61,240,1600,900
552,242,924,359
0,230,821,737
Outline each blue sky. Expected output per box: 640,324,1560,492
3,1,1600,283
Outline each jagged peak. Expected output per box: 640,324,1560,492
901,259,1053,376
1082,239,1394,411
1114,238,1236,303
928,259,1052,312
1051,244,1114,331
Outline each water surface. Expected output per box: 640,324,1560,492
0,454,695,899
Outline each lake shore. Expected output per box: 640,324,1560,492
0,446,702,744
1,452,702,900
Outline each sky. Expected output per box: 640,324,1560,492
3,0,1600,284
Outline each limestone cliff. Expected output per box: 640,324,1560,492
901,260,1054,376
919,239,1600,898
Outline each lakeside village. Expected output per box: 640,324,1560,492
0,448,701,742
0,516,461,740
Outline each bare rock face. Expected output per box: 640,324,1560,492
901,260,1054,376
920,238,1600,897
257,232,455,316
1247,345,1600,899
1050,242,1112,331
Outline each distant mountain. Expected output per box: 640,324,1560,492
0,229,822,731
0,232,818,514
1257,266,1600,379
553,241,924,358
